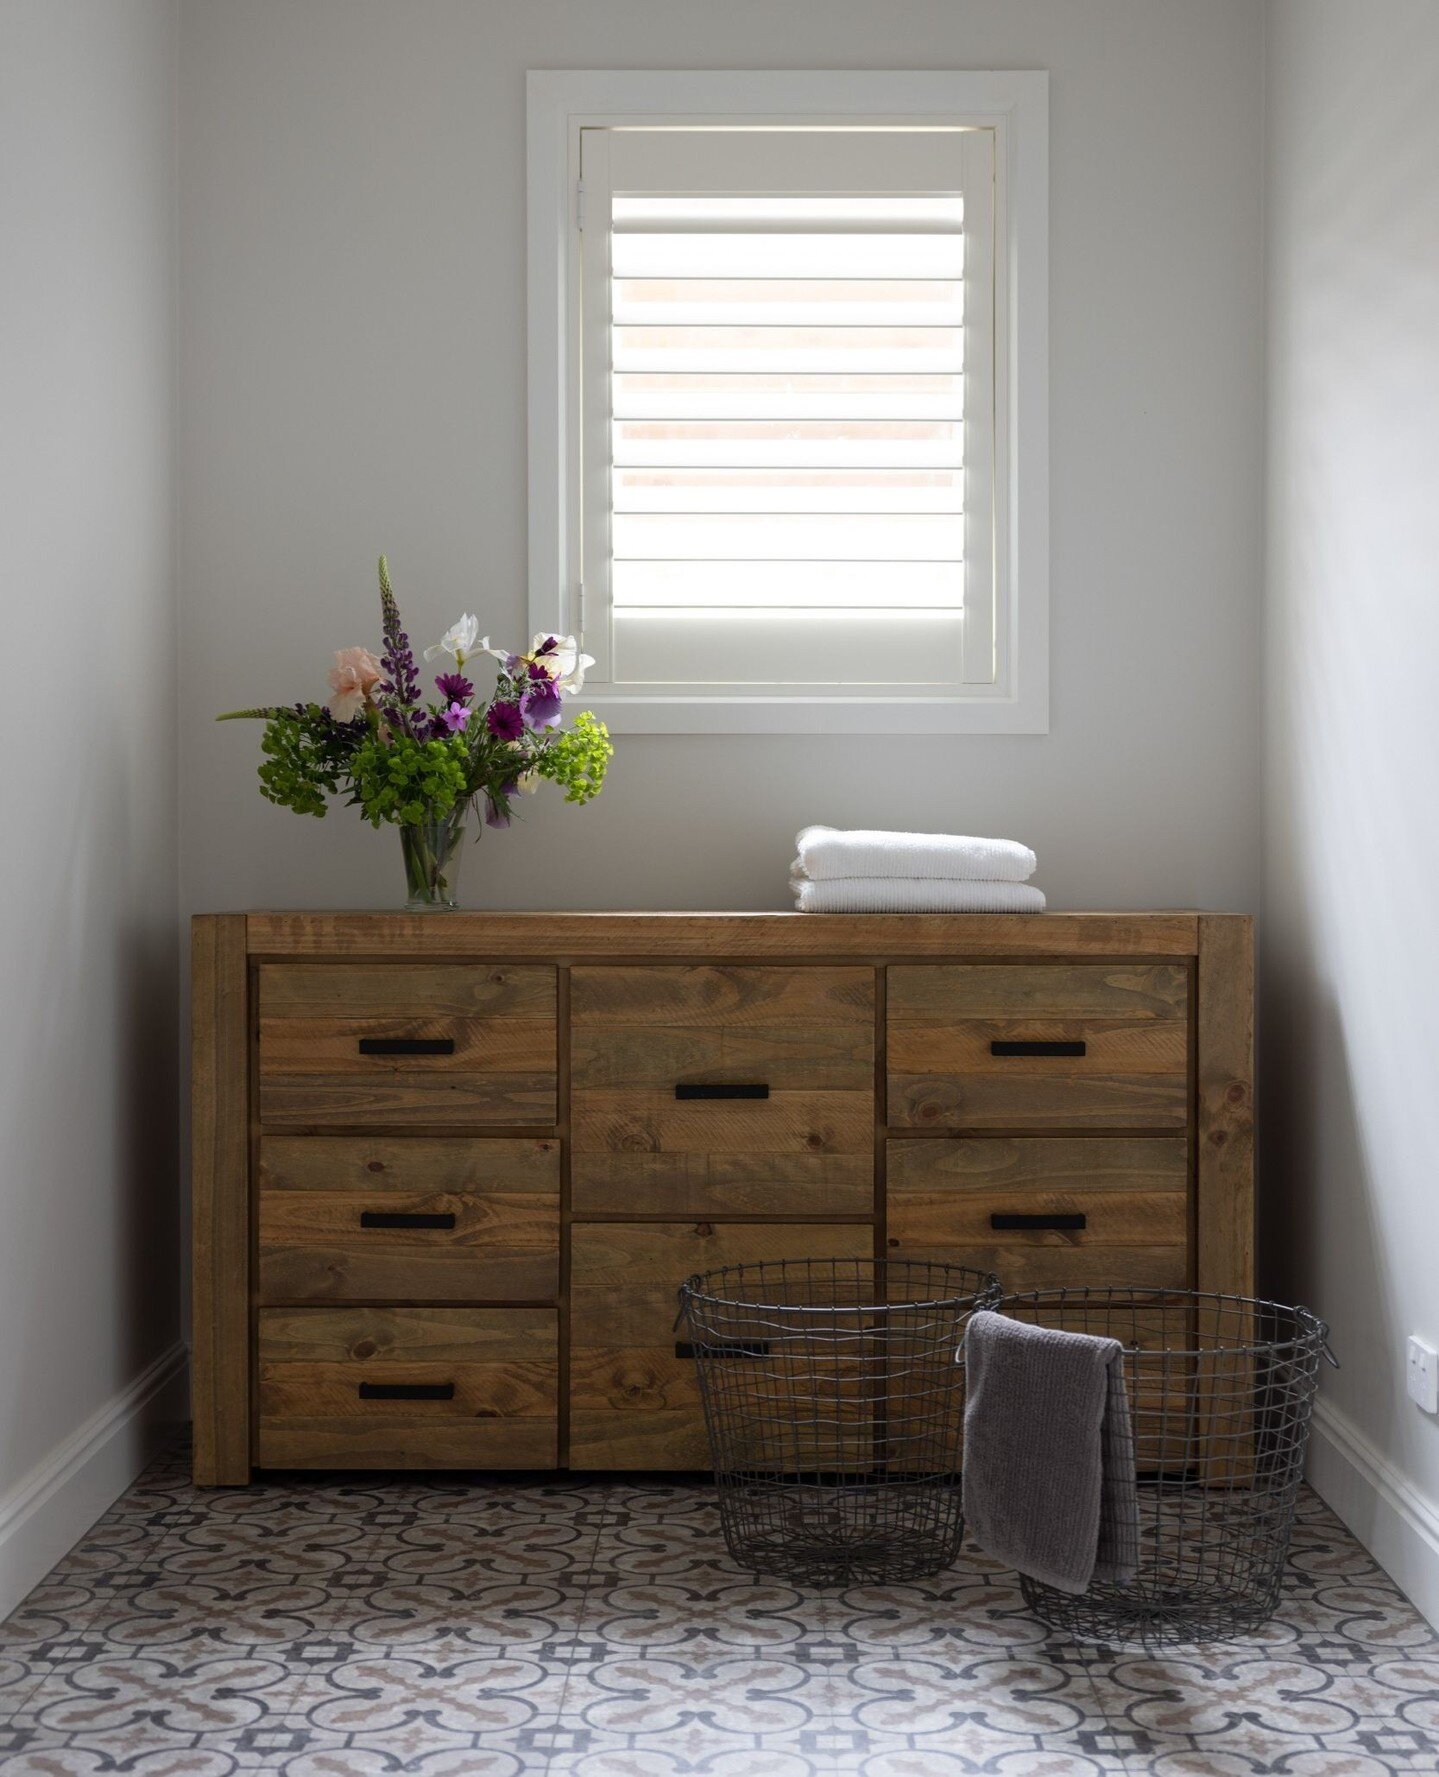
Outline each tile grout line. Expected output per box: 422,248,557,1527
269,1471,410,1727
545,1477,615,1770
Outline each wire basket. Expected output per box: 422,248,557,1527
676,1258,1001,1586
992,1288,1336,1644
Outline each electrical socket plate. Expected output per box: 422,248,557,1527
1407,1337,1438,1414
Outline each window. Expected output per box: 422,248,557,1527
528,72,1048,732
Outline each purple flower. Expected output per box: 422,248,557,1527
487,700,524,741
484,793,512,829
521,681,563,731
440,701,470,734
377,561,422,720
435,672,474,704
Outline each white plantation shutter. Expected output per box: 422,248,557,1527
578,127,998,699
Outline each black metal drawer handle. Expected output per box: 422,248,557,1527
675,1340,771,1360
359,1211,456,1230
674,1083,770,1100
357,1381,455,1401
358,1037,455,1056
990,1212,1088,1232
990,1040,1087,1058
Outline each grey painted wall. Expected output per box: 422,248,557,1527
177,0,1266,918
0,0,178,1510
1264,0,1439,1615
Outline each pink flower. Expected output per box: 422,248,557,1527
326,646,385,721
441,701,471,733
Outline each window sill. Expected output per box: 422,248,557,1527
572,693,1050,736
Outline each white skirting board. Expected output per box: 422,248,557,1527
1308,1395,1439,1633
0,1343,189,1620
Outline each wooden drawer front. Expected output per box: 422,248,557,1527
256,1307,557,1469
572,967,874,1192
888,964,1190,1130
258,1137,560,1304
887,1136,1189,1291
570,1221,873,1469
572,1153,872,1218
258,964,557,1127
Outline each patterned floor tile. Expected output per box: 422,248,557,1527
811,1648,1114,1760
542,1719,839,1774
3,1449,1438,1775
333,1569,593,1653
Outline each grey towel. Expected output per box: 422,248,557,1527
962,1310,1140,1595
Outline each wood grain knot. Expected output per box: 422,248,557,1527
366,1160,386,1172
694,1222,714,1238
352,1340,377,1359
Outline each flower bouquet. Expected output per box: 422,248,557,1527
219,557,612,909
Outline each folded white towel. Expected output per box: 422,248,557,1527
794,826,1037,884
793,877,1047,914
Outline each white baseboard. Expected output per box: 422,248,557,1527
0,1341,189,1620
1308,1395,1439,1632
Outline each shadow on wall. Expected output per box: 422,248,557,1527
1260,944,1396,1455
114,916,182,1378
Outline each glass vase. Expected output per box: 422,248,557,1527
399,805,469,911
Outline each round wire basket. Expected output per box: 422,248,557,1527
676,1258,1001,1586
993,1287,1336,1645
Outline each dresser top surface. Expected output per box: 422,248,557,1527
210,909,1249,961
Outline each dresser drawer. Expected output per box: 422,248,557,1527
571,1152,873,1217
887,1136,1189,1290
572,966,874,1185
258,964,557,1127
887,964,1190,1130
257,1137,560,1303
256,1306,557,1468
570,1220,873,1468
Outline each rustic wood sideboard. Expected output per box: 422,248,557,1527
190,912,1253,1484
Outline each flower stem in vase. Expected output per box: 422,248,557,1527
401,805,469,910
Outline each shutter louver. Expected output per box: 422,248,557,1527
580,129,995,696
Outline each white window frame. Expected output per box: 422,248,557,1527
526,68,1049,735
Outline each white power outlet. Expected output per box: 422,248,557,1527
1407,1338,1438,1414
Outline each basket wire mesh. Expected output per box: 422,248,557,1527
676,1258,1001,1586
991,1287,1335,1645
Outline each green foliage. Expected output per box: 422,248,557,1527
255,705,353,818
351,732,470,828
536,710,612,804
460,731,524,804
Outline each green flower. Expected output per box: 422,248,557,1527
351,732,470,828
536,710,612,805
253,704,354,818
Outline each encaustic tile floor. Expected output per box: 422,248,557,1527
1,1441,1436,1777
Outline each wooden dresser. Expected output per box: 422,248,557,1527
191,911,1253,1484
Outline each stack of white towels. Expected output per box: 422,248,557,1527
791,826,1046,913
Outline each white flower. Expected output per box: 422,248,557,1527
537,633,595,694
423,613,481,664
516,769,541,794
